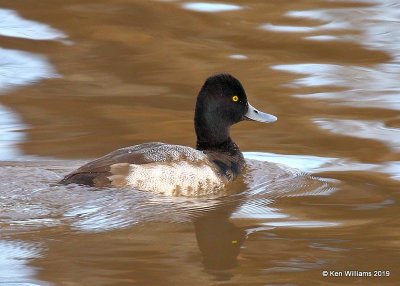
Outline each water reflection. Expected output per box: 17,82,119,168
0,8,67,160
272,63,400,90
0,8,67,41
182,2,242,13
0,240,47,285
0,46,58,159
265,0,400,180
273,0,400,111
0,105,26,160
315,119,400,152
0,48,58,93
244,152,333,172
245,152,400,181
261,21,347,33
193,199,245,277
227,54,248,60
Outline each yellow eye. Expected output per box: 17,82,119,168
232,95,239,102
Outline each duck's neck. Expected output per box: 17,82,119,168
195,113,239,152
196,137,240,152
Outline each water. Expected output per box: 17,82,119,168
0,0,399,285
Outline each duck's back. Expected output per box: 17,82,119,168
60,142,244,196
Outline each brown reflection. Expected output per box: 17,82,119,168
30,196,247,285
193,200,246,279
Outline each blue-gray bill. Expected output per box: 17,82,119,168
244,103,277,123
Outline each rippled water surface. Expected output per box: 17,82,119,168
0,0,399,285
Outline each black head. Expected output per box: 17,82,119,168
194,73,276,150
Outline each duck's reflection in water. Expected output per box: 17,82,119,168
193,198,246,280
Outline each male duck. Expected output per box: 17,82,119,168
60,74,277,196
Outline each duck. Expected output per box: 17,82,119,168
59,73,277,196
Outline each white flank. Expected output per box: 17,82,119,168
113,162,225,196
